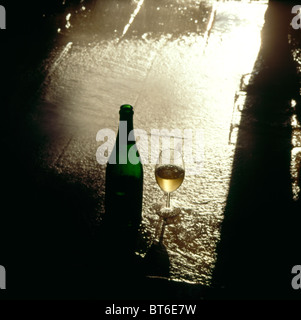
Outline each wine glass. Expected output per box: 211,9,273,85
154,148,185,219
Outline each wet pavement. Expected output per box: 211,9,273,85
1,0,301,299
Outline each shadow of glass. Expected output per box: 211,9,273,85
143,241,170,279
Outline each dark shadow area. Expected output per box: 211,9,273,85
0,0,105,299
211,0,301,300
0,163,100,298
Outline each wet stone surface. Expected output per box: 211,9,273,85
31,0,268,285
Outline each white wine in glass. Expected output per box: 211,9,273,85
155,148,185,217
155,164,185,194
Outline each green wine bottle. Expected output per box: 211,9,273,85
104,104,143,252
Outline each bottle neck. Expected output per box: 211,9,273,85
117,114,134,145
115,113,139,165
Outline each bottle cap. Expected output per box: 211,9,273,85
120,104,134,115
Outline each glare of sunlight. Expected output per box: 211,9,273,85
291,99,301,201
226,2,268,146
65,13,71,29
121,0,144,38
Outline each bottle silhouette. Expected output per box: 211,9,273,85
104,104,143,254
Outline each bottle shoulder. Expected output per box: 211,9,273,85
106,161,143,179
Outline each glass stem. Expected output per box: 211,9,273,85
166,192,170,208
159,219,166,243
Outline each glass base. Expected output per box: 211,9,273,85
153,202,182,219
